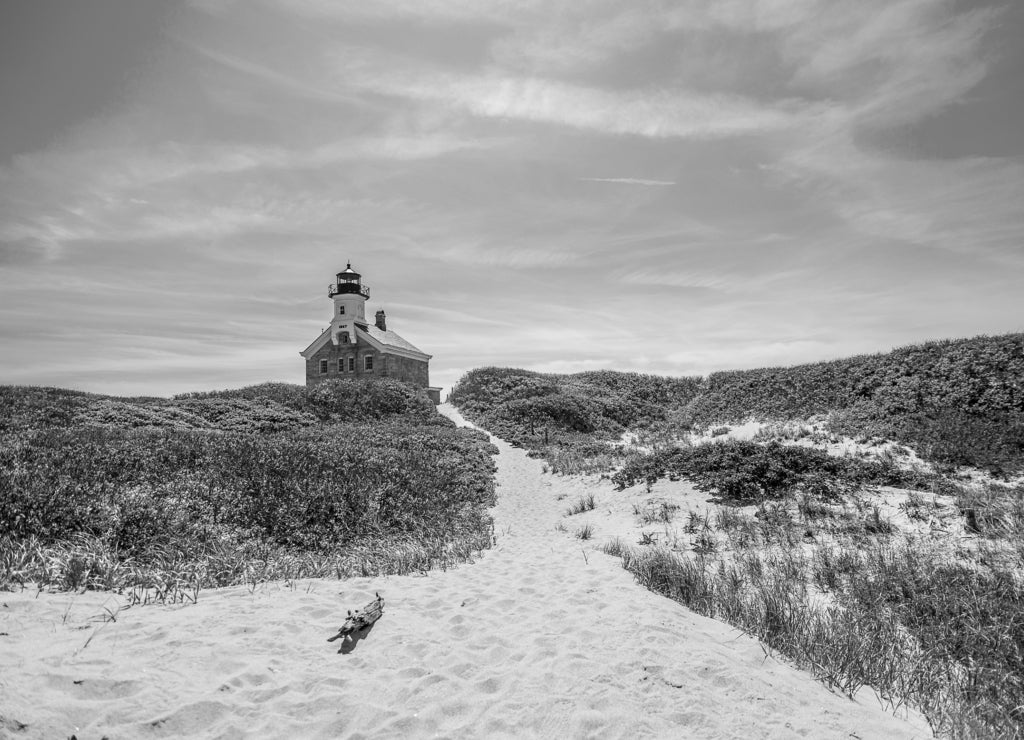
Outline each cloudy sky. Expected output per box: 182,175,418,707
1,0,1022,396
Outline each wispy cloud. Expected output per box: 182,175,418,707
621,263,809,294
1,0,1020,397
336,50,816,139
783,1,998,126
186,42,372,106
579,177,676,186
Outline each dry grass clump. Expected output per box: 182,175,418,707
602,478,1024,739
543,442,626,475
957,482,1024,537
565,494,596,516
633,500,679,525
2,527,493,604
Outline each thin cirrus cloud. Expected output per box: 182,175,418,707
0,0,1021,396
579,178,676,186
338,61,814,140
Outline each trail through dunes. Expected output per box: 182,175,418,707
0,405,932,739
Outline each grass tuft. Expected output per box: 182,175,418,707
565,493,596,516
575,524,594,540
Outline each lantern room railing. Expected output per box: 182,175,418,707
328,283,370,298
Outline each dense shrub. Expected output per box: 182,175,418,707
0,386,95,433
177,379,440,425
612,440,931,502
455,333,1024,473
175,381,310,410
895,409,1024,474
304,378,439,422
3,379,443,436
0,380,494,592
450,367,702,471
681,334,1024,471
688,333,1024,424
0,423,495,554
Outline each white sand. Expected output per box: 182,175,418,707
0,405,933,739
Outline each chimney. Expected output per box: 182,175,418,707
375,309,387,331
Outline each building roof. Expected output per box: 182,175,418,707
300,323,431,361
363,325,426,355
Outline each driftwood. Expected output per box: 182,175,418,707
328,593,385,644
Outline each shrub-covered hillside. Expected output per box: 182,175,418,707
449,366,702,448
0,379,497,598
689,333,1024,473
690,333,1024,422
452,333,1024,474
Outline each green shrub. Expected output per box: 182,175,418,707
175,382,310,411
613,440,933,503
688,333,1024,424
0,386,95,433
450,367,702,472
0,381,495,593
684,333,1024,472
305,378,438,422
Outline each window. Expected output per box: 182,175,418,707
364,355,374,371
338,305,345,315
339,331,349,344
348,357,355,372
318,359,328,374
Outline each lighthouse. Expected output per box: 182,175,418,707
300,264,441,403
328,263,370,347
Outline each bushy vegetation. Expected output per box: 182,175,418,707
451,332,1024,737
452,333,1024,474
690,333,1024,474
0,380,497,598
178,378,442,424
831,406,1024,476
452,368,702,436
604,481,1024,739
613,440,934,502
691,334,1024,420
450,367,701,472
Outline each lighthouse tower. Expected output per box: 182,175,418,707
328,263,369,346
300,263,441,403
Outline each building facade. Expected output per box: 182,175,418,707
300,265,441,403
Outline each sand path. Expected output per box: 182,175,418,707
0,405,931,739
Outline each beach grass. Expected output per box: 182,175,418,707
0,381,499,598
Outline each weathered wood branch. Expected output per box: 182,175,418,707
328,593,385,643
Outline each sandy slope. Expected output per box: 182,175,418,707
0,405,932,739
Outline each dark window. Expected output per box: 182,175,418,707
348,357,355,372
319,359,328,374
364,355,374,371
339,305,345,315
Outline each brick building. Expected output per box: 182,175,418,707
300,264,441,404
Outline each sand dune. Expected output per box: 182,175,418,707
0,405,932,739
